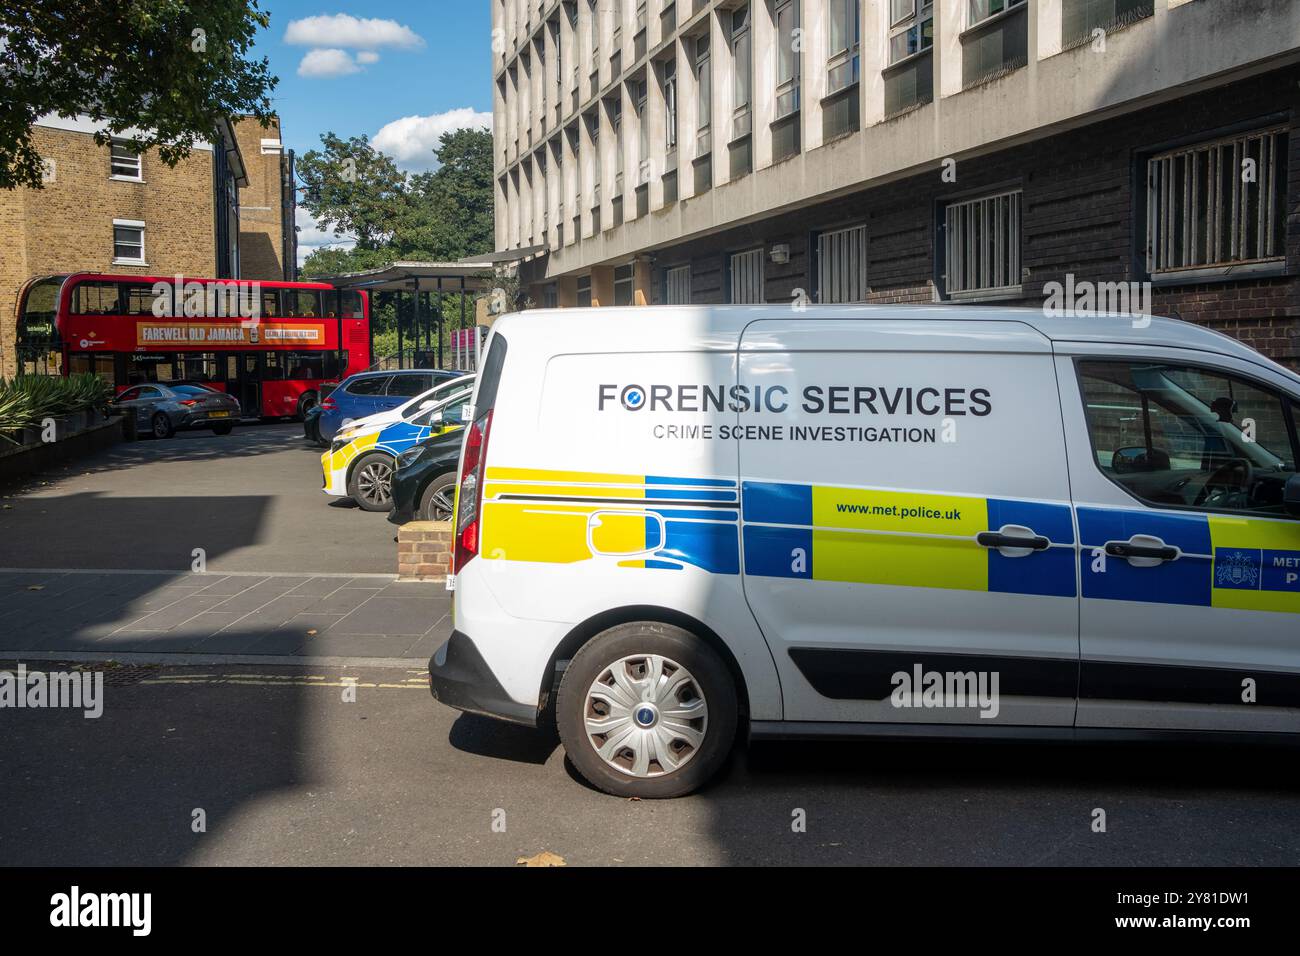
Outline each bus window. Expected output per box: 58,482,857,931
264,352,286,380
127,354,179,383
338,291,364,318
121,283,157,315
178,353,218,382
73,282,121,315
283,291,321,317
68,353,117,384
261,290,279,318
285,351,326,380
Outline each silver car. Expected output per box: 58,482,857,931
110,383,242,439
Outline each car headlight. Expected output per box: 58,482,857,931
396,445,426,469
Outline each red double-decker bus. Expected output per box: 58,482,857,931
14,273,370,418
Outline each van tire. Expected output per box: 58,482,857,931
555,622,737,798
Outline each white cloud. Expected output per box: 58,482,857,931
355,50,381,65
284,14,424,50
297,48,362,78
372,109,492,172
295,207,355,268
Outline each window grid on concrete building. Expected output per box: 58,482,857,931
1146,126,1288,274
729,248,765,304
943,189,1021,295
665,265,691,304
817,224,869,303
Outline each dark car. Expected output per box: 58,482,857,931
318,369,466,443
388,425,466,524
110,383,241,439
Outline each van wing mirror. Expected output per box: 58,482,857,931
1284,474,1300,518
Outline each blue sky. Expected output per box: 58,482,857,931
250,3,495,260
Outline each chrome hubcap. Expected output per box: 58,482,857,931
357,463,392,505
583,654,708,778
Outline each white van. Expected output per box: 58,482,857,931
429,306,1300,798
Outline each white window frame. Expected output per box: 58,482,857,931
774,0,801,120
969,0,1025,29
109,139,142,181
664,58,679,152
665,264,691,304
826,0,861,94
731,5,752,133
729,248,765,304
817,223,869,303
1145,125,1288,276
889,0,934,66
112,219,146,265
695,34,712,155
943,189,1022,298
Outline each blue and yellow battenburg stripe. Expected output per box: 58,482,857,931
742,481,1078,598
480,467,741,573
478,469,1300,614
1078,508,1300,614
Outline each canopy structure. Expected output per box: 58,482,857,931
315,251,544,370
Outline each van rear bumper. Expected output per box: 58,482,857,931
428,630,539,727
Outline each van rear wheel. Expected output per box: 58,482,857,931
555,622,737,798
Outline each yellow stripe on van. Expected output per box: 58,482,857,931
813,530,987,592
480,502,595,564
1209,514,1300,615
811,486,987,537
484,482,646,500
485,466,645,485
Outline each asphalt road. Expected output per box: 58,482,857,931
0,423,394,574
2,660,1298,866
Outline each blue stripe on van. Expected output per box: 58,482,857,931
1076,507,1212,607
742,481,812,526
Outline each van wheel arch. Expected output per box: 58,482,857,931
540,606,750,725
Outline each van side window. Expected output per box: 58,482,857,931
1079,360,1300,517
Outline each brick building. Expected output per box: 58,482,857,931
493,0,1300,371
0,114,296,378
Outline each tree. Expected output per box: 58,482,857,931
0,1,277,190
299,127,495,276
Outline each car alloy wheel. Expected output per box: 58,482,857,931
356,460,393,508
582,653,709,778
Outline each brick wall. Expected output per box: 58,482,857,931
233,117,289,282
397,520,454,581
1,124,218,378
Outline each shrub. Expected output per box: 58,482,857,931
0,373,115,444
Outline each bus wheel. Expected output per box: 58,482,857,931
348,452,395,512
555,622,738,799
151,413,175,440
296,392,319,420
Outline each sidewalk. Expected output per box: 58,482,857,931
0,569,450,661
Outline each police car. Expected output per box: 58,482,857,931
322,386,471,511
431,306,1300,798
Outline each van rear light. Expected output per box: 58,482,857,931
453,410,492,572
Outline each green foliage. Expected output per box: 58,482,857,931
0,374,114,442
298,127,495,275
0,1,278,190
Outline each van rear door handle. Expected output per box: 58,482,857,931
976,530,1050,552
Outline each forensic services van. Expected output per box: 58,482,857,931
430,306,1300,798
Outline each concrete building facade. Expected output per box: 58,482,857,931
492,0,1300,370
0,115,296,378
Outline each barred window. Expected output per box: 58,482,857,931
665,265,690,305
1146,126,1288,274
729,248,765,304
943,190,1021,295
817,224,869,303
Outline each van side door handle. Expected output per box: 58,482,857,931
1104,537,1179,563
976,530,1050,553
